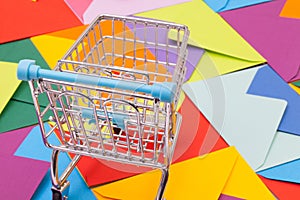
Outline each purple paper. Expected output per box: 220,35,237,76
127,23,204,82
220,0,300,82
219,194,244,200
0,155,49,200
0,125,33,156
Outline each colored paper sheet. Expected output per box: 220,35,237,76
0,155,49,200
0,125,33,155
64,0,93,23
256,131,300,172
0,0,82,44
137,0,266,82
220,0,300,82
53,96,228,186
14,124,60,162
13,123,96,200
0,61,21,114
280,0,300,20
247,65,300,135
260,175,300,200
183,66,287,170
204,0,272,12
258,158,300,184
31,35,76,69
31,25,88,69
0,99,50,133
92,147,275,200
65,0,191,24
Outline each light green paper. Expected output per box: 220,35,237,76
136,0,266,81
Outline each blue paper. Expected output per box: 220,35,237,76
247,65,300,136
258,158,300,184
14,124,61,162
204,0,272,12
14,123,96,200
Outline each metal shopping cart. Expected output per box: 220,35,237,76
17,15,189,200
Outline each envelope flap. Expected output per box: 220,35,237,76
136,0,265,63
93,147,239,200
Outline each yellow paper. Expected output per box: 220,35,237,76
289,83,300,95
136,0,266,82
92,147,275,200
93,147,237,200
30,35,76,69
222,154,275,199
0,61,21,114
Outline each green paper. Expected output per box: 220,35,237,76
0,100,50,133
0,39,50,106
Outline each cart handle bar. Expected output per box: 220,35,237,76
17,59,176,103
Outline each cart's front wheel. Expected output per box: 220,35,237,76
52,189,68,200
52,190,62,200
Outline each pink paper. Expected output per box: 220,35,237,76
64,0,93,22
0,126,33,156
0,155,49,200
65,0,191,24
220,0,300,82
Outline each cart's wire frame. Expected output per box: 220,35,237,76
18,14,189,200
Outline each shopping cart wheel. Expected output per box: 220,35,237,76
52,189,68,200
52,190,62,200
51,182,70,200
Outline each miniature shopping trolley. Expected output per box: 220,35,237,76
17,15,189,200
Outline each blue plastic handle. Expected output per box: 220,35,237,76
17,59,176,103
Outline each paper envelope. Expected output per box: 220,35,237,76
280,0,300,20
245,66,300,171
0,0,82,44
260,175,300,200
50,96,228,186
136,0,266,82
220,0,300,82
203,0,272,12
64,0,191,24
183,66,287,170
92,147,275,200
0,61,21,114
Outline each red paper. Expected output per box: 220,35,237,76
259,175,300,200
0,0,82,44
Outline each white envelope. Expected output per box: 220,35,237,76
183,66,287,170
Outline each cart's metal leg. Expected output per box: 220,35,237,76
51,149,81,200
155,168,169,200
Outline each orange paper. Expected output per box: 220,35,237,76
280,0,300,19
